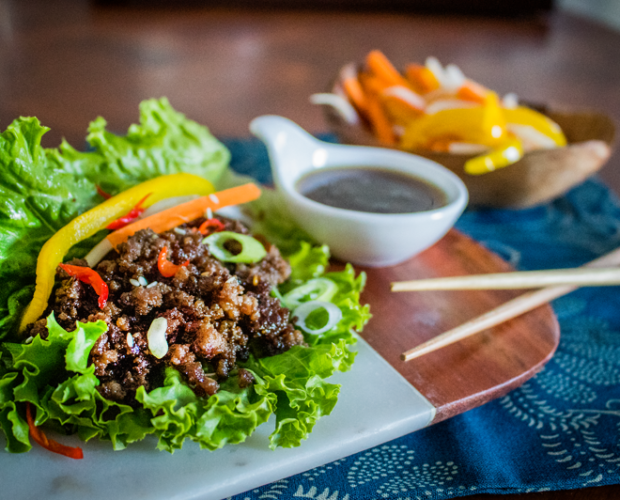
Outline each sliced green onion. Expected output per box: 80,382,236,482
203,231,267,263
294,301,342,336
283,278,338,309
147,317,168,359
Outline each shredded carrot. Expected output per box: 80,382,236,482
404,63,440,94
365,50,411,89
106,183,261,248
342,76,368,113
357,71,397,145
359,71,392,95
456,79,489,104
26,403,83,459
364,93,397,146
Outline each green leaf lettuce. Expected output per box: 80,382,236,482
0,99,369,454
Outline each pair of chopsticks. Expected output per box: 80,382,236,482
392,246,620,362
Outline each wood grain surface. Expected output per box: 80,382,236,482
1,1,620,498
353,229,560,423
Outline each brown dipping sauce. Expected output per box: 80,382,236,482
296,167,447,214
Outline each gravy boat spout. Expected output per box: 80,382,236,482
249,115,329,189
250,115,468,267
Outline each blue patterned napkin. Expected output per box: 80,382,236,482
223,136,620,500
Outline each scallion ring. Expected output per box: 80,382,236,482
283,278,338,309
294,300,342,336
203,231,267,263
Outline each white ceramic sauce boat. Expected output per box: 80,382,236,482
250,115,468,267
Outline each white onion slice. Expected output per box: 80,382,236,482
507,123,558,151
448,142,489,155
141,195,200,219
444,64,466,92
310,93,359,125
425,56,447,87
84,238,113,267
502,92,519,109
215,205,254,227
382,86,426,110
425,98,478,115
294,301,342,336
147,317,169,359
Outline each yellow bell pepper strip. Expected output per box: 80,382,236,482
18,173,215,333
400,92,507,151
405,63,440,94
504,106,567,147
464,137,524,175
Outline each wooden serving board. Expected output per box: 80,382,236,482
351,228,561,423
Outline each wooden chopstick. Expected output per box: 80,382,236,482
400,246,620,362
391,267,620,292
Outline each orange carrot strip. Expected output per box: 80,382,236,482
456,80,489,104
359,72,392,95
107,183,261,248
365,93,397,146
358,72,397,145
405,63,440,94
342,76,368,113
365,50,411,89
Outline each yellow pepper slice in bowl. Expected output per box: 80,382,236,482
464,137,524,175
400,92,507,151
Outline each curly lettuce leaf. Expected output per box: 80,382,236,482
0,98,231,341
0,119,100,340
0,235,368,454
247,339,352,449
55,97,230,195
136,368,276,452
0,100,370,454
0,315,108,452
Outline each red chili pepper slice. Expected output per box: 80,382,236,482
26,403,83,460
105,194,151,230
58,263,109,309
198,218,225,235
96,185,112,200
157,246,190,278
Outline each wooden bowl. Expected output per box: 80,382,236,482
323,99,615,209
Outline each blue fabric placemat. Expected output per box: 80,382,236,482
223,136,620,500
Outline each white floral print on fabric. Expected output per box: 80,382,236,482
500,294,620,486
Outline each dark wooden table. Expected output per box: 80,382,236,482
1,1,619,498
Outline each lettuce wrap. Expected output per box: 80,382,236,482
0,98,370,454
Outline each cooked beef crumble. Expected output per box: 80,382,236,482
28,217,305,404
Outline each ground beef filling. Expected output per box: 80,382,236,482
28,218,305,404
